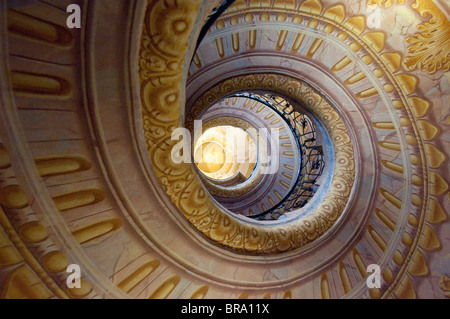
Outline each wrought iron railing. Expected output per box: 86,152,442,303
232,93,325,220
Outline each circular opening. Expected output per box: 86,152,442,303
194,141,225,173
194,125,257,180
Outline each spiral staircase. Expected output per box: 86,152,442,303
0,0,448,299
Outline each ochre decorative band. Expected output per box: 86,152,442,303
193,116,268,199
